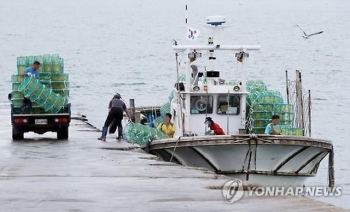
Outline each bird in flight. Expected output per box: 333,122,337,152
296,24,324,39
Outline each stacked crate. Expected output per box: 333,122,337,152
11,54,69,114
246,80,303,136
124,123,168,145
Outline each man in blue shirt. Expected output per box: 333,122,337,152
23,61,40,78
265,115,281,135
19,61,41,113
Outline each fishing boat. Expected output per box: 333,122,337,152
124,16,334,187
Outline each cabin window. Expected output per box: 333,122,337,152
190,95,213,114
217,95,240,115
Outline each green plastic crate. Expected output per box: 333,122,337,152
251,104,273,112
51,81,69,89
52,89,69,98
274,104,293,113
251,119,270,128
250,127,266,134
12,82,21,91
11,91,24,99
51,73,68,81
251,112,273,119
12,98,23,107
12,75,25,83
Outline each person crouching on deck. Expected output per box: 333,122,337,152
204,117,225,135
265,115,281,135
157,113,175,138
98,93,131,141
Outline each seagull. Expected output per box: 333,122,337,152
296,24,324,39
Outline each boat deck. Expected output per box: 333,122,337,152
0,106,347,211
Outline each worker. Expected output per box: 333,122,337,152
98,93,131,141
23,61,40,78
19,61,41,113
265,115,281,135
8,92,32,114
140,113,147,125
157,113,175,138
20,97,32,114
204,117,225,135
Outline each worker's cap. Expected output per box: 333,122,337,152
204,117,213,124
114,93,121,99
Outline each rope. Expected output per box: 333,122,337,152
169,137,181,162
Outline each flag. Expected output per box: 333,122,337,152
186,27,200,40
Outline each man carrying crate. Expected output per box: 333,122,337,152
19,61,41,114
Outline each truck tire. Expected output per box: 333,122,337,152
12,126,24,140
57,127,69,140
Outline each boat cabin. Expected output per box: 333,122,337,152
170,16,260,137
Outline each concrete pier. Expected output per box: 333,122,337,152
0,107,347,212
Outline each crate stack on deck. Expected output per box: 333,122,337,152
246,80,303,136
11,54,69,114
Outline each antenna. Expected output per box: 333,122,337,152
185,4,188,24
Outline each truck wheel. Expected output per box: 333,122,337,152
12,126,24,140
57,127,69,140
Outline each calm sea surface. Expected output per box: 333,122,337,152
0,0,349,209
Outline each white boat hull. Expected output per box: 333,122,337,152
144,135,332,187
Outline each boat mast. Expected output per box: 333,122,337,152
285,70,290,105
172,16,260,135
308,89,312,137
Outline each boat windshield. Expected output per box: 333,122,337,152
190,95,213,114
217,94,240,115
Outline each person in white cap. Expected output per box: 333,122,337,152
98,93,131,141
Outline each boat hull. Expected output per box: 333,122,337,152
144,135,332,187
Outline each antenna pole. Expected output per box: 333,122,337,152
285,70,290,105
175,52,183,137
185,5,188,25
299,71,305,135
227,90,230,135
308,89,312,137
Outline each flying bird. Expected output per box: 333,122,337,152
295,24,324,39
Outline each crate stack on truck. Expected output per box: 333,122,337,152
11,54,69,114
10,54,71,140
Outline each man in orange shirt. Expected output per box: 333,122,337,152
204,117,225,135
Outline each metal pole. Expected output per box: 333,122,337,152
175,52,184,136
298,71,305,135
185,5,188,25
295,70,299,128
134,110,140,124
328,148,335,189
308,90,312,137
129,99,135,122
227,90,230,135
285,70,290,105
240,54,247,130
